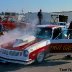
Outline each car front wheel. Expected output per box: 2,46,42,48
36,51,45,63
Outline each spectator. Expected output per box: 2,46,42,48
67,21,72,39
37,9,43,24
0,16,2,22
0,23,3,35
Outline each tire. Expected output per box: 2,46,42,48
35,51,45,63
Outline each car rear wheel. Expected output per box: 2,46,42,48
36,51,45,63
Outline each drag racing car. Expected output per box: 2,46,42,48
0,24,72,65
1,16,16,31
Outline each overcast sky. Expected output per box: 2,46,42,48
0,0,72,13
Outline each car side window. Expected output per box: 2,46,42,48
52,28,62,39
62,30,68,39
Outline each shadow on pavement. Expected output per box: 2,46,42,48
0,59,70,72
0,62,25,72
32,60,70,67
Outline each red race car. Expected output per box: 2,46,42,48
1,16,16,30
0,24,71,65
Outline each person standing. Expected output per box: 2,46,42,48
37,9,43,24
67,21,72,39
0,23,4,35
0,17,4,35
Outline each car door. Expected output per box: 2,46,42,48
49,28,72,53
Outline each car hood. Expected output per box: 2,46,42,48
1,35,44,51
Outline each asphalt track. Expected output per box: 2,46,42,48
0,55,72,72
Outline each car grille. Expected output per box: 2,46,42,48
0,48,22,56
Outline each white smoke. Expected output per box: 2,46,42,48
0,20,37,45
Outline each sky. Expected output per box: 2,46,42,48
0,0,72,13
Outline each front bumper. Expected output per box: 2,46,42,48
0,57,35,65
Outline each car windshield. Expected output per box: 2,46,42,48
2,17,15,22
8,17,16,22
2,17,7,21
36,27,52,39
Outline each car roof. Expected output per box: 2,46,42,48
37,24,64,29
